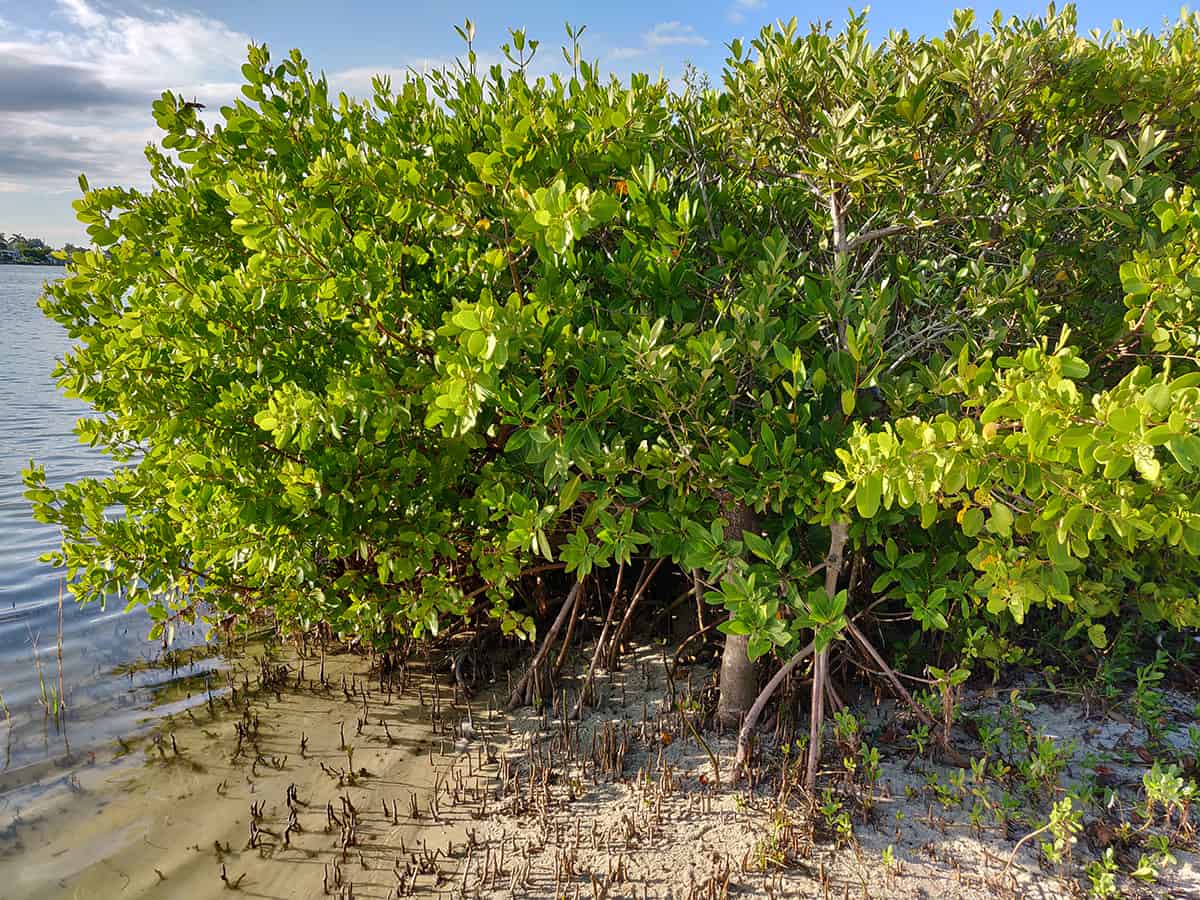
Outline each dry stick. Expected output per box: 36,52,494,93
507,580,581,710
606,558,665,669
734,639,816,772
804,520,848,793
552,577,584,678
571,562,625,720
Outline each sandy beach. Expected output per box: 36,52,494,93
3,637,1198,899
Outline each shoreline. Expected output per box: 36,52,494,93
0,647,468,899
1,637,1198,898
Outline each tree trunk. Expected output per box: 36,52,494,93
716,497,760,728
804,520,848,792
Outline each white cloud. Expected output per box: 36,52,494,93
607,21,709,62
0,0,253,241
58,0,106,30
728,0,766,25
330,58,467,98
607,47,645,60
643,21,709,48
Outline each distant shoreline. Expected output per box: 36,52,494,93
0,259,66,266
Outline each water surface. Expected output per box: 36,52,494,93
0,264,217,781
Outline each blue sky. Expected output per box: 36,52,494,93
0,0,1194,245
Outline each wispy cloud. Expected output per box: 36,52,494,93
58,0,105,30
0,0,253,239
728,0,766,25
608,46,645,60
607,20,709,61
329,52,510,99
643,21,709,48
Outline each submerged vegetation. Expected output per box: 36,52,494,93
21,7,1200,883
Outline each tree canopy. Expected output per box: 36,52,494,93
26,7,1200,753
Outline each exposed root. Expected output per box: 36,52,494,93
571,564,624,720
507,580,582,710
734,639,815,773
805,521,847,793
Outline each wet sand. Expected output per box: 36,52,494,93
0,648,472,899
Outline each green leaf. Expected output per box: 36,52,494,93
559,475,582,511
1109,406,1141,435
855,472,882,518
742,530,775,563
987,502,1013,538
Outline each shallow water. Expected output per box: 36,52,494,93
0,265,217,781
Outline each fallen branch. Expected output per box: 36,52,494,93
507,580,581,710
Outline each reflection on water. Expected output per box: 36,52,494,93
0,265,221,782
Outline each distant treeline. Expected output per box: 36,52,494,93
0,233,84,265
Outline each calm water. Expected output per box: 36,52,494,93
0,265,217,781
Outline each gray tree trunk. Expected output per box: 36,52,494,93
716,497,759,728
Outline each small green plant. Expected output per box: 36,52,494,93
1134,651,1171,744
858,744,881,787
1040,796,1082,865
909,722,931,756
818,789,853,846
832,709,860,747
1129,833,1176,885
1142,761,1197,832
948,767,967,800
1086,847,1119,897
970,754,988,784
1024,735,1075,793
973,715,1003,756
927,664,969,741
968,799,989,834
